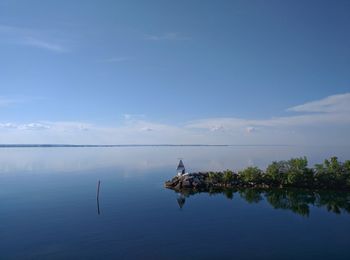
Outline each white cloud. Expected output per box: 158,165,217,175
287,93,350,113
0,24,67,52
140,127,154,132
210,125,225,132
245,127,256,134
0,123,41,130
22,37,66,53
187,93,350,131
0,93,349,145
145,32,190,41
0,121,92,132
0,123,17,129
123,114,146,120
44,121,92,132
17,123,51,130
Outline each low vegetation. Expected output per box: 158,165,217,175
219,157,350,189
165,157,350,191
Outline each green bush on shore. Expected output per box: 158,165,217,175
239,167,262,183
222,170,234,184
207,157,350,190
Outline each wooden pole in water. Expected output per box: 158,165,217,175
97,180,101,199
96,180,101,215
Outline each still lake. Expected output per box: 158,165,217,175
1,146,350,259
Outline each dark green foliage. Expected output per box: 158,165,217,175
222,170,234,184
171,157,350,215
238,156,350,189
314,157,350,189
344,160,350,173
239,167,262,183
285,157,314,187
265,161,289,185
200,156,350,190
208,171,223,183
263,156,346,188
264,157,313,186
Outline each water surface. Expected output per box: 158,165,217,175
0,146,350,259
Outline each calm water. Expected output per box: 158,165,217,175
1,146,350,259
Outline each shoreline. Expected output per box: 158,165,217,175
164,172,350,192
165,157,350,192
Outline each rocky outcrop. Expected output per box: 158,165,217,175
165,173,209,190
164,172,270,191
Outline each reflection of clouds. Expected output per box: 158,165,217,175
0,146,349,174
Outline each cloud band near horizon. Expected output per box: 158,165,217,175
0,93,349,145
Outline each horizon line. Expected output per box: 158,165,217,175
0,144,292,148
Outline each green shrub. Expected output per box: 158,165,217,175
265,161,288,185
285,157,313,186
203,156,350,190
223,170,234,184
239,167,262,183
208,171,222,182
314,157,350,188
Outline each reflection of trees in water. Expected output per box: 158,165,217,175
264,189,314,217
239,189,263,204
265,189,350,216
224,189,234,200
315,191,350,214
174,188,350,217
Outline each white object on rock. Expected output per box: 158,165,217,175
176,159,186,176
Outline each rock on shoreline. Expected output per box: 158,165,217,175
165,173,209,190
164,172,270,191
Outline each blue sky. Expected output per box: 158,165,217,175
0,0,349,144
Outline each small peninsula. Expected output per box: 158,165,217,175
165,157,350,191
